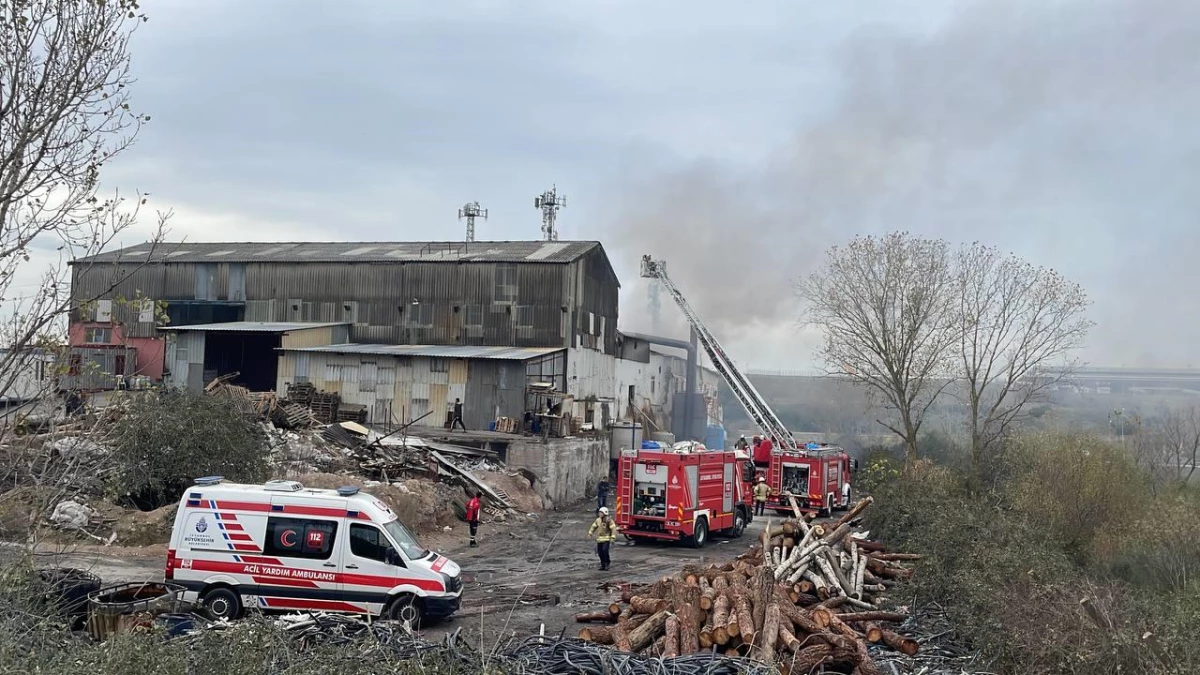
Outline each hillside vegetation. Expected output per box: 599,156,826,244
860,431,1200,675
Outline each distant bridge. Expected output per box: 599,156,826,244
744,367,1200,391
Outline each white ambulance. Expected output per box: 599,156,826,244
166,477,463,624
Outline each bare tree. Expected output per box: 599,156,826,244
798,232,959,461
1133,406,1200,489
954,243,1092,470
0,0,168,420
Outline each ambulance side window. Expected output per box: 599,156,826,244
263,517,337,560
350,524,402,566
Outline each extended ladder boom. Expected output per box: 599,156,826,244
641,256,798,449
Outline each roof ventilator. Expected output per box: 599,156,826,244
264,480,304,492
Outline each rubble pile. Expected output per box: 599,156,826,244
577,497,921,674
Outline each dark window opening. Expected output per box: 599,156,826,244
263,517,337,560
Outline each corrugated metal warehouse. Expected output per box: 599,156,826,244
69,241,619,353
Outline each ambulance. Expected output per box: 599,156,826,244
166,477,463,625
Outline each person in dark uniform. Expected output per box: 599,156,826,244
596,477,609,511
452,398,467,430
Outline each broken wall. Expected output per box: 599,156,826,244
504,437,608,509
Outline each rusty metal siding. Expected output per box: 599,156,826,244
279,326,341,349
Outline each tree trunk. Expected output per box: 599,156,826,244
629,596,668,614
880,628,920,656
834,611,907,624
578,625,615,644
628,610,670,652
734,595,755,645
662,614,680,658
789,644,834,673
862,622,883,643
712,593,731,628
759,603,782,663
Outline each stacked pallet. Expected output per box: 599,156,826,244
577,497,919,673
271,403,315,429
286,382,316,405
494,416,519,433
336,403,368,424
308,391,340,424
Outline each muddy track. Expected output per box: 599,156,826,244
10,505,771,646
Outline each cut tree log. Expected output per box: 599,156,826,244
628,596,668,614
735,594,755,646
777,622,803,654
789,644,834,674
830,495,873,530
662,614,680,658
862,621,883,643
628,610,670,652
872,552,922,561
574,610,617,623
608,602,623,617
712,593,731,629
578,625,616,644
834,611,907,624
759,603,782,663
880,628,920,656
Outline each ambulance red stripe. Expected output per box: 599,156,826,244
251,576,319,588
185,558,443,591
220,523,245,532
232,544,261,552
262,598,364,613
227,533,254,542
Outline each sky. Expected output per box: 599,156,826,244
37,0,1200,371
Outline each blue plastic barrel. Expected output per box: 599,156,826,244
706,424,726,450
156,613,196,637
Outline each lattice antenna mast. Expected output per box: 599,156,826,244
534,185,566,241
458,201,488,242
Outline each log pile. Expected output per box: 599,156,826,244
576,497,921,673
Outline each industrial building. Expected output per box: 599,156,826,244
67,239,718,439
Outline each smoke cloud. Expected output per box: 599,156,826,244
609,0,1200,369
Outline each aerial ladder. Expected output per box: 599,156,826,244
640,255,799,450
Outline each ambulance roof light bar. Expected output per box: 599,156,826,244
336,486,361,497
194,476,223,486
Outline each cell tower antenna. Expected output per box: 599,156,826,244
533,185,566,241
458,201,487,242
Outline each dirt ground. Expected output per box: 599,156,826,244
12,501,769,646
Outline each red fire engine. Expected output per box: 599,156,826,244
615,443,755,548
762,445,853,515
639,254,855,519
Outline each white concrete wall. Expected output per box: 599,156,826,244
612,349,723,429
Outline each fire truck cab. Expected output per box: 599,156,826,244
615,442,755,548
764,446,852,515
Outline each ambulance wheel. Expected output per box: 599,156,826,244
386,594,423,626
687,517,709,549
201,587,242,621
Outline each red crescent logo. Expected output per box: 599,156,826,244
281,529,297,547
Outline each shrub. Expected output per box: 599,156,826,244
107,390,269,510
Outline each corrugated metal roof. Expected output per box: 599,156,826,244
72,240,602,264
279,343,564,361
161,321,350,333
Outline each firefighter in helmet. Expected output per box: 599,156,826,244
587,507,618,571
753,476,770,517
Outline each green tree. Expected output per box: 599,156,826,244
108,390,269,509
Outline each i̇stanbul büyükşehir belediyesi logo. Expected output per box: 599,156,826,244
196,517,208,533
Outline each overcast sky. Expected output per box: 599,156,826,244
64,0,1200,371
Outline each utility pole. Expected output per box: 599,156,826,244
534,185,566,241
1110,408,1126,445
458,201,487,243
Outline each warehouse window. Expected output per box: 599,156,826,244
516,305,534,328
84,327,111,344
430,358,449,373
494,264,517,302
409,303,433,328
464,304,484,327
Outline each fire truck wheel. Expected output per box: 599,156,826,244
687,517,709,549
386,594,423,625
201,586,241,621
729,510,746,538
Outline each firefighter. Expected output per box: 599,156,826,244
734,435,749,451
587,506,618,571
596,477,609,511
842,479,851,507
465,491,481,547
753,477,770,517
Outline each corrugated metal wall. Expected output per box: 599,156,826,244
276,352,527,429
279,325,348,349
165,331,205,391
71,256,621,353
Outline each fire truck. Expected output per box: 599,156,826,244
614,442,755,548
763,445,853,515
640,255,853,515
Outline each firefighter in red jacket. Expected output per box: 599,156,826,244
465,491,482,548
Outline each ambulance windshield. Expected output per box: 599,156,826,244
382,518,428,560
